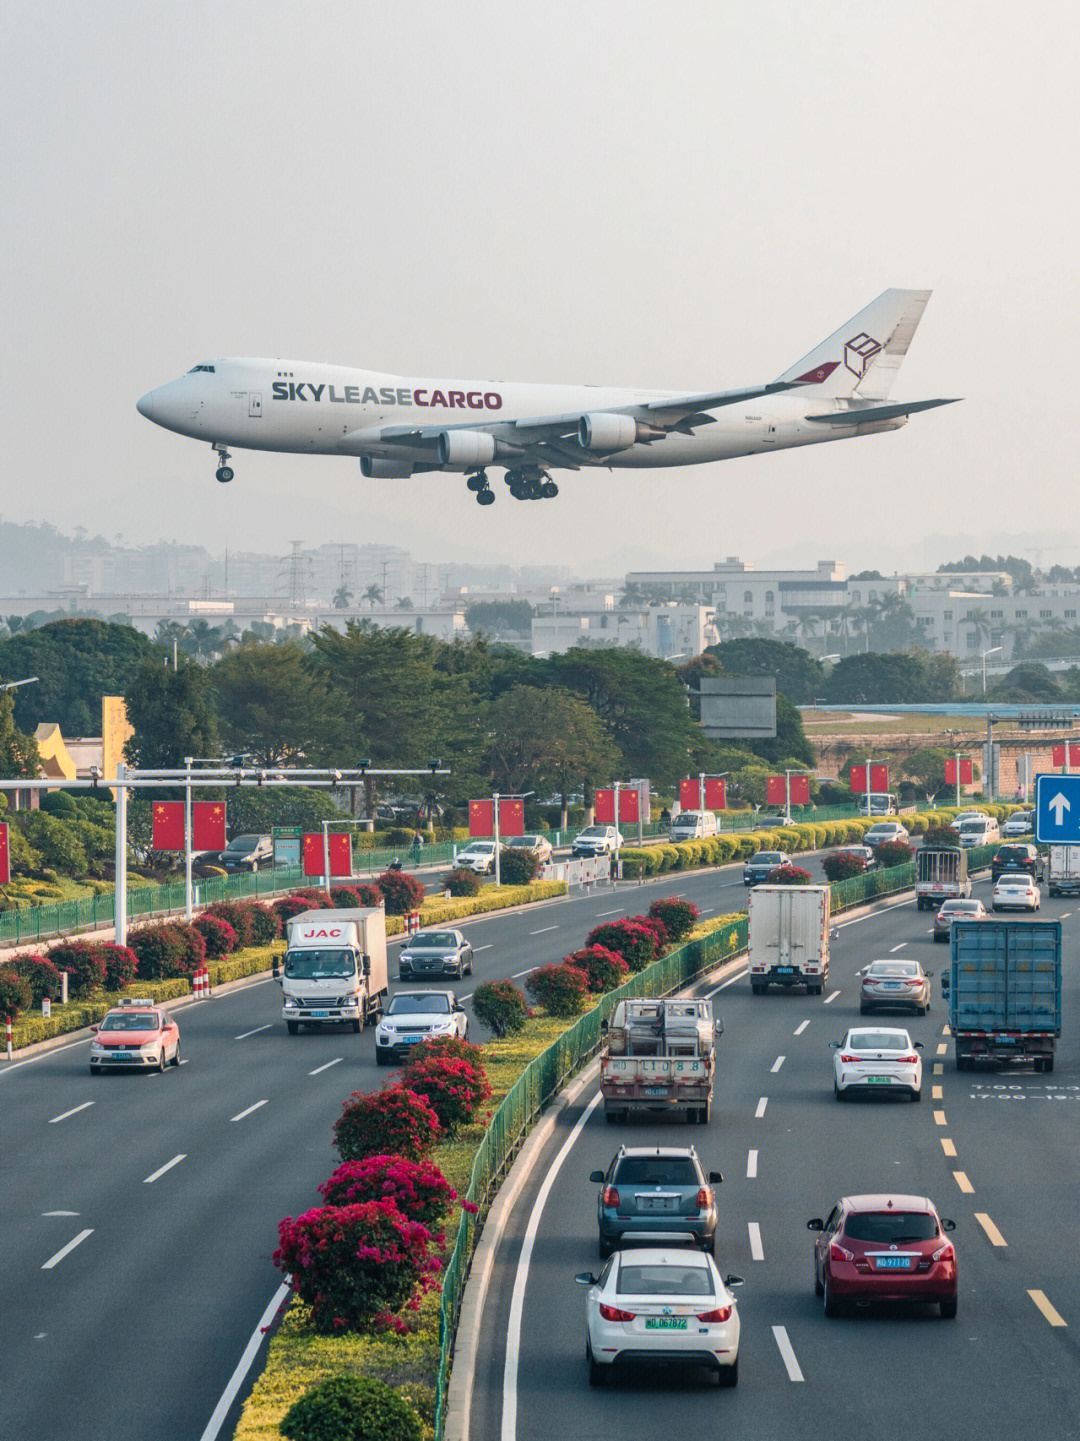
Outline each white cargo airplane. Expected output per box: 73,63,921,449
137,289,956,505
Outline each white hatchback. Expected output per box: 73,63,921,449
992,874,1041,911
832,1026,924,1101
576,1248,742,1388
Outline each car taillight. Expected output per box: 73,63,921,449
696,1187,712,1209
696,1305,732,1323
598,1303,635,1322
830,1241,854,1263
899,1056,918,1064
839,1054,858,1063
932,1243,955,1264
863,978,880,986
905,978,923,986
602,1186,620,1208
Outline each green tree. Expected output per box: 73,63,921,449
0,619,156,736
362,584,384,609
124,656,219,768
465,599,535,637
704,639,825,705
0,685,40,778
212,642,318,764
748,694,816,767
988,663,1062,702
825,652,932,705
332,584,353,609
484,685,620,820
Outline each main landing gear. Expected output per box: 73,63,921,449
466,470,495,505
213,444,235,484
506,466,558,501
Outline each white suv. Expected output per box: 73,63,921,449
455,840,503,873
863,821,910,846
572,825,624,857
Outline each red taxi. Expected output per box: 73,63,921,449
89,998,181,1074
808,1193,958,1318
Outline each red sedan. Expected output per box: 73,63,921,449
808,1193,958,1318
89,1000,181,1074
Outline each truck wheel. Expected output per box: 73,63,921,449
351,1019,362,1033
700,1099,712,1124
286,1021,299,1035
1044,1054,1054,1074
955,1053,967,1072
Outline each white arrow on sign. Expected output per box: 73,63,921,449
1049,792,1072,825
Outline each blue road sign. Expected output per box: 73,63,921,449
1035,773,1080,843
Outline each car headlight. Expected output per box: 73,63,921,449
138,1042,160,1054
284,997,298,1009
90,1042,104,1054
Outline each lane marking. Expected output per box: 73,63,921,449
794,1020,810,1036
889,943,907,952
942,1024,951,1036
472,944,493,953
936,1043,948,1056
42,1210,79,1217
755,1096,768,1119
933,1063,943,1075
934,1110,947,1126
144,1154,186,1184
501,1092,603,1441
1061,912,1072,919
941,1138,957,1157
953,1171,974,1194
530,926,558,935
595,908,623,917
975,1212,1007,1247
747,1149,758,1179
230,1099,269,1122
772,1325,804,1382
511,967,536,979
198,1281,291,1441
308,1058,343,1076
42,1228,93,1270
704,968,747,996
932,1085,943,1100
48,1101,94,1125
748,1222,764,1261
234,1024,271,1040
1028,1289,1067,1327
771,1056,785,1073
824,990,841,1004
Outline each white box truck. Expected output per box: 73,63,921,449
1048,845,1080,897
280,908,389,1034
748,884,830,995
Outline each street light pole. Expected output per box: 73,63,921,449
493,791,501,888
115,762,128,946
981,645,1002,695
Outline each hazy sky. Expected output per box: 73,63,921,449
4,1,1079,576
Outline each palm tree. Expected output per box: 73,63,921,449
395,596,414,609
332,584,353,609
363,584,384,609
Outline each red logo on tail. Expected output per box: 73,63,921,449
794,361,840,384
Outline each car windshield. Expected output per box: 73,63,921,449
613,1157,698,1186
100,1011,160,1031
867,961,918,977
409,933,459,949
579,827,608,837
998,876,1032,886
617,1263,713,1296
385,993,451,1016
997,847,1029,860
943,901,981,913
509,836,540,847
756,853,783,865
847,1031,910,1050
844,1211,939,1243
226,834,262,852
464,843,494,853
959,820,985,832
284,949,357,980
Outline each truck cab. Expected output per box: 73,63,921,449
280,908,389,1033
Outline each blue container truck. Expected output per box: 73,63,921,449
943,920,1061,1073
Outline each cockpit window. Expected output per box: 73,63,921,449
188,364,216,373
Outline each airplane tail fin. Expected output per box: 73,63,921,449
776,289,932,399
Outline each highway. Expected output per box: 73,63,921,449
469,875,1080,1441
0,857,810,1440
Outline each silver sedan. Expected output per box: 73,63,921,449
859,959,932,1016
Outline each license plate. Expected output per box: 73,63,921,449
401,1034,422,1043
310,1010,329,1018
645,1317,687,1330
875,1256,910,1269
644,1086,669,1097
884,982,901,989
639,1197,676,1212
777,966,794,974
867,1076,891,1084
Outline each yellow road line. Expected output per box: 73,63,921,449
933,1062,943,1075
932,1085,943,1100
975,1212,1007,1247
941,1138,957,1157
934,1110,947,1126
942,1024,951,1035
936,1043,948,1056
953,1171,974,1193
1028,1290,1067,1327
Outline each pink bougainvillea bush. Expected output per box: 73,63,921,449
273,1199,441,1333
399,1048,492,1136
7,954,64,1004
584,919,659,972
647,895,700,941
525,962,590,1016
46,941,107,998
766,864,813,886
471,979,531,1036
376,869,425,915
565,945,630,993
192,913,238,958
318,1155,460,1228
91,941,139,990
333,1085,441,1163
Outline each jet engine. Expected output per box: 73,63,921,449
360,456,415,478
438,430,497,467
578,413,664,451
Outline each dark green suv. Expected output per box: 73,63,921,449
590,1145,723,1259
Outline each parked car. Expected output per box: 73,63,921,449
991,874,1041,912
991,842,1045,883
933,897,988,941
576,1248,743,1386
859,958,932,1015
507,833,554,864
590,1145,723,1258
89,1000,181,1074
214,833,274,871
455,840,504,874
398,929,474,980
374,989,468,1063
808,1194,958,1318
572,825,624,857
863,821,910,846
831,1026,923,1101
1002,810,1035,838
742,850,791,886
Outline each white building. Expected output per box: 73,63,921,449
532,603,717,659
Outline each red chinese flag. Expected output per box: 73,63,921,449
790,775,811,806
766,776,787,806
703,777,726,810
618,789,640,823
679,779,699,812
192,801,226,852
1052,743,1080,767
302,832,353,877
152,800,185,851
945,758,974,785
594,789,615,823
871,763,889,792
944,757,957,785
498,798,525,837
0,822,9,886
469,800,494,837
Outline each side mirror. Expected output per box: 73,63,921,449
941,1218,957,1233
574,1272,597,1286
714,1016,724,1036
454,1003,465,1013
806,1218,824,1232
589,1170,605,1184
723,1274,745,1289
90,1024,99,1033
600,1019,609,1033
362,955,371,976
914,1041,924,1050
940,974,951,994
708,1170,723,1184
829,1040,839,1050
924,970,935,978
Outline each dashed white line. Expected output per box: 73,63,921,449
530,926,559,935
595,908,623,917
308,1057,343,1076
748,1222,764,1260
772,1325,804,1382
953,1171,974,1194
755,1096,768,1119
794,1020,810,1036
511,967,536,979
48,1101,94,1125
144,1154,186,1184
473,944,493,953
230,1099,269,1122
704,969,747,996
234,1024,271,1040
747,1149,758,1179
771,1055,785,1073
889,943,907,952
42,1228,93,1270
824,990,841,1004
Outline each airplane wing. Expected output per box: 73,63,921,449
803,397,961,426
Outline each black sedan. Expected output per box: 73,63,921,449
743,850,791,886
398,929,474,980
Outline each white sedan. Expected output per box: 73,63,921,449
455,840,503,873
576,1247,742,1388
992,874,1041,911
507,833,554,864
832,1026,924,1102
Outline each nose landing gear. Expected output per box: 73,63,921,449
466,470,495,505
213,444,234,483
